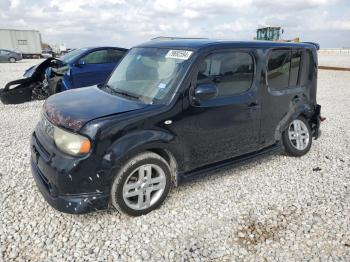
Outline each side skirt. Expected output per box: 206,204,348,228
177,143,282,184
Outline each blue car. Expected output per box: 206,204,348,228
1,46,128,104
47,47,128,93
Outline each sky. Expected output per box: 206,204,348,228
0,0,349,49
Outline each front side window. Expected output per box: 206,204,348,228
106,48,192,104
196,52,254,97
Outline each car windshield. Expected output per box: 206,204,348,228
106,47,193,104
60,48,87,63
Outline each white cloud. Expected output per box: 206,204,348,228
0,0,349,48
183,9,200,19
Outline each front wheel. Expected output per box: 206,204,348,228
282,116,312,157
111,152,171,216
9,57,16,63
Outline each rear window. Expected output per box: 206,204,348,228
267,49,302,90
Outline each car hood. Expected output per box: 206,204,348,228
44,86,148,131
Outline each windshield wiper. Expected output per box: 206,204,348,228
104,84,141,101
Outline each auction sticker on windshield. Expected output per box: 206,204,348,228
165,50,193,60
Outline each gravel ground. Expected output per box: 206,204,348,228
0,58,349,261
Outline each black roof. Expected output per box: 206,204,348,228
136,39,319,51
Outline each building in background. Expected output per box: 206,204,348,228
0,29,42,58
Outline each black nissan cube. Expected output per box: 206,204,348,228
31,39,323,216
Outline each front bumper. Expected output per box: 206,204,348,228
30,131,110,214
31,160,108,214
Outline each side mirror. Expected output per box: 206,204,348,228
77,59,86,66
194,83,218,103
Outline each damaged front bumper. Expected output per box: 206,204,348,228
0,58,66,105
30,128,110,214
31,160,108,214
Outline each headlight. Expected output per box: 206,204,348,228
53,127,91,156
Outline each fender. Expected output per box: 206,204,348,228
274,95,314,141
103,129,183,183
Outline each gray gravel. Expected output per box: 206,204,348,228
0,58,350,261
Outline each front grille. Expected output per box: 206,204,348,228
32,159,50,191
33,132,50,161
37,167,49,186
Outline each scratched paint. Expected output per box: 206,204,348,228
44,102,84,131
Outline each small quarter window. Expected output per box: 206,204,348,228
267,50,291,90
197,52,254,97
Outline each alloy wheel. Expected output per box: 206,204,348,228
122,164,166,210
288,119,310,151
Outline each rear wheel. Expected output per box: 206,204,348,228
9,57,16,63
111,152,171,216
282,116,312,157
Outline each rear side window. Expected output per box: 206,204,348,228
105,49,125,63
290,50,302,86
267,49,302,90
267,50,291,90
300,50,312,86
197,52,254,97
83,50,109,64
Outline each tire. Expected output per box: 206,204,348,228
282,116,312,157
111,152,171,216
9,57,16,63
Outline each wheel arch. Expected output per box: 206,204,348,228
105,130,182,186
147,148,179,186
274,96,314,141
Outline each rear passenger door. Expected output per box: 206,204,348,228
72,49,125,88
181,50,261,170
259,48,304,147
